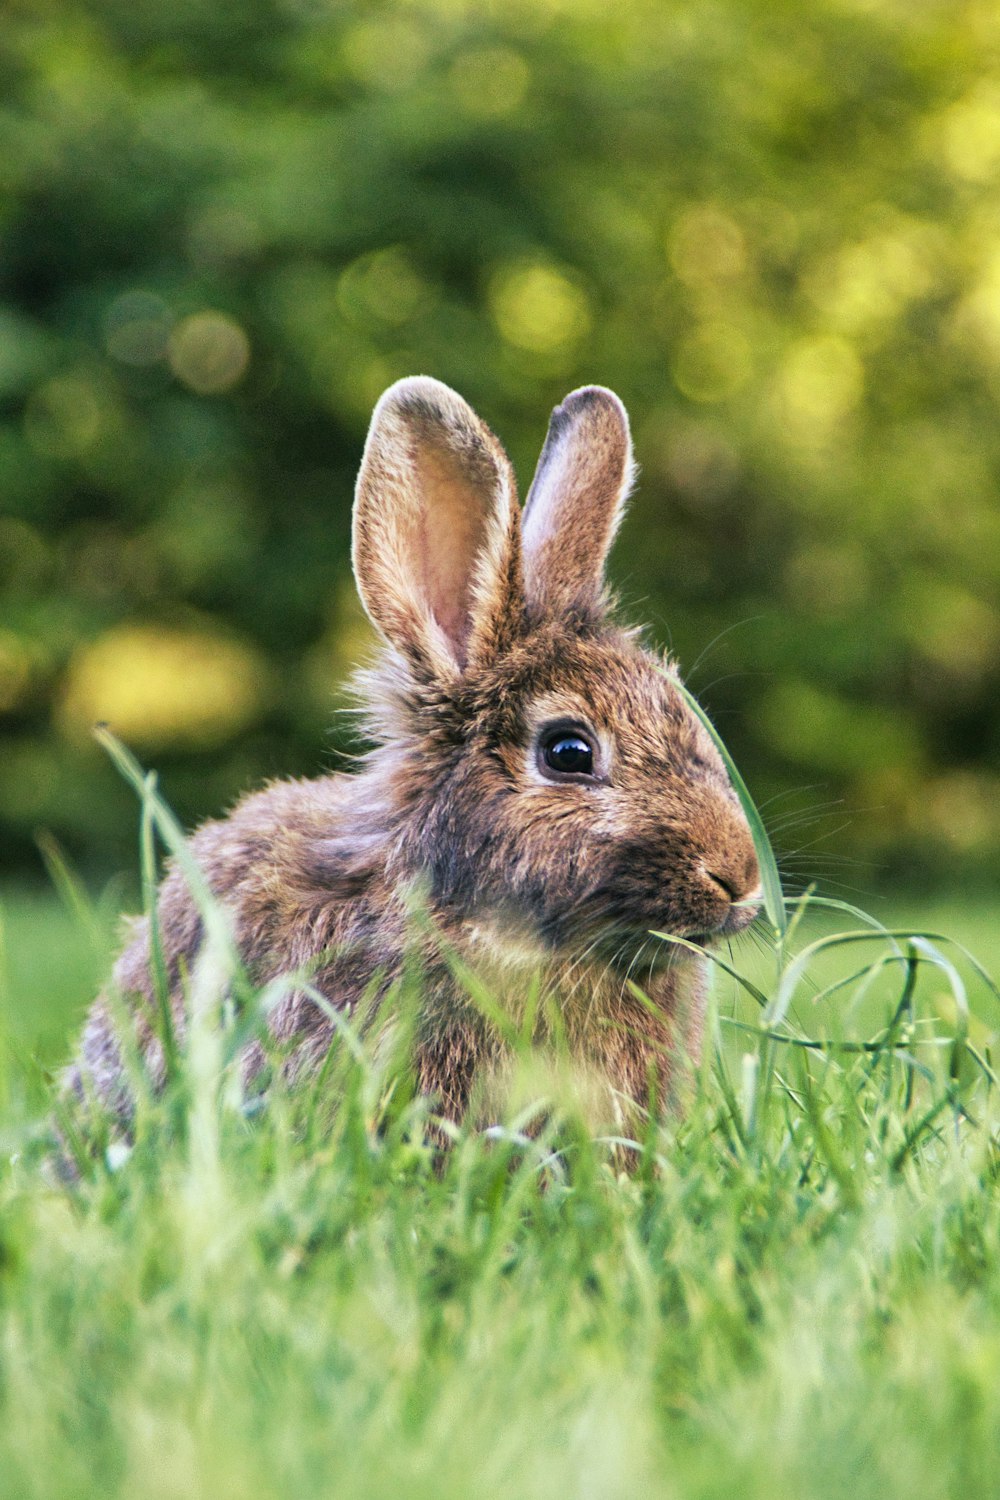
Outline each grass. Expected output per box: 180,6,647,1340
2,751,1000,1497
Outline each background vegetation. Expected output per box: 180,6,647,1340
2,0,999,891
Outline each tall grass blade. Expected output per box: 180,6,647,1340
646,933,770,1009
94,726,238,968
34,832,108,962
667,673,787,937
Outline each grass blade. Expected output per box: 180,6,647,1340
666,672,787,938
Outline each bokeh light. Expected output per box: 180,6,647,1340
167,313,251,396
489,263,591,360
57,625,269,750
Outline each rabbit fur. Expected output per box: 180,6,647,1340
67,377,760,1134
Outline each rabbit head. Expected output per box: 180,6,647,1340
352,377,761,971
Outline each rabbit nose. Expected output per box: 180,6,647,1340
700,850,761,909
686,791,761,929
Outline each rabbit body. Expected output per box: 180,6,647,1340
69,379,760,1132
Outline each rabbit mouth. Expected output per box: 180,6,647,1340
682,912,759,949
531,891,761,969
684,893,763,946
638,903,761,961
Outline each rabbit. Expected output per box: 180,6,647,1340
65,377,761,1138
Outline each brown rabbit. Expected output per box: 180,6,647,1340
67,377,761,1134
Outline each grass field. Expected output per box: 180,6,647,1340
2,868,1000,1499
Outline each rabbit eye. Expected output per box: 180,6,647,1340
538,725,597,780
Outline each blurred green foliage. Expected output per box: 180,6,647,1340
1,0,999,887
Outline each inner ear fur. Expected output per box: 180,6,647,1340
352,377,522,677
521,385,635,614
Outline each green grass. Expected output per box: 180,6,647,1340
2,766,1000,1498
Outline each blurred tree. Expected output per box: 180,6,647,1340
1,0,999,888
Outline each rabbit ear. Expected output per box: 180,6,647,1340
353,377,522,678
521,386,636,613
